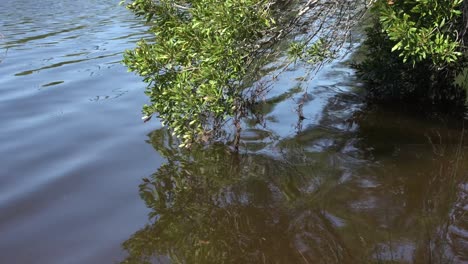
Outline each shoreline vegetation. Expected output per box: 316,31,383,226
355,0,468,114
122,0,468,150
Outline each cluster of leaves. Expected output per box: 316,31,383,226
377,0,464,66
122,0,370,148
355,19,467,111
288,38,333,64
354,0,468,110
122,0,275,147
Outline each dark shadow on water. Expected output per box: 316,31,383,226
121,93,468,264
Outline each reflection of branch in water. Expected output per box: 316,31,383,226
447,183,468,262
123,106,468,263
120,128,354,264
342,105,468,263
415,150,468,264
294,91,309,134
0,33,7,63
444,122,468,262
236,0,368,147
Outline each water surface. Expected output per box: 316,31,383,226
1,1,468,264
0,1,162,263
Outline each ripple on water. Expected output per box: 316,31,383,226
0,0,156,263
2,0,468,263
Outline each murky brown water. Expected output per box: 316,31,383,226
120,67,468,263
1,0,468,263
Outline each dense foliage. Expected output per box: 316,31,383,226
122,0,468,147
122,0,364,148
378,0,463,66
356,0,468,107
122,0,275,147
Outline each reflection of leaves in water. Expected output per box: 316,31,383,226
122,97,468,264
121,129,353,264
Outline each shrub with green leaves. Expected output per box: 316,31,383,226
377,0,463,66
354,0,468,108
121,0,275,147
